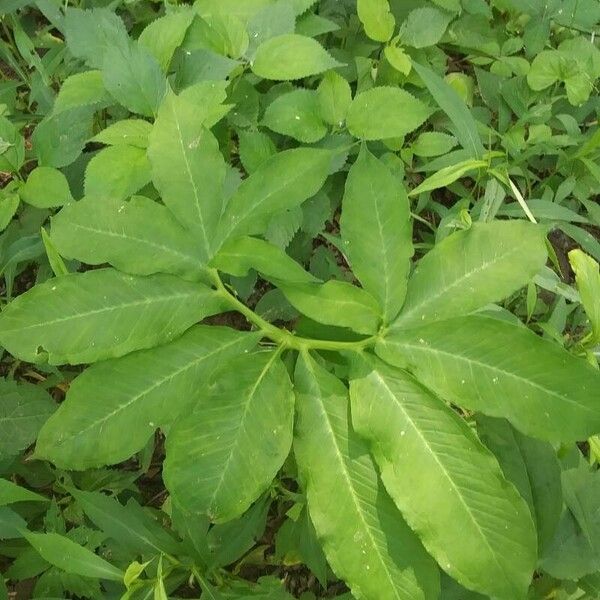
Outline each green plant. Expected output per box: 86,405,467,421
1,1,600,598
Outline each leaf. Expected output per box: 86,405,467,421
346,87,430,140
52,71,111,113
20,167,73,209
0,479,47,505
51,196,207,281
357,0,395,42
238,130,277,174
569,249,600,342
0,379,55,458
138,9,194,72
0,269,224,365
262,89,327,143
317,71,352,127
377,315,600,443
399,7,453,48
251,34,341,80
476,416,562,554
409,159,488,196
390,221,547,330
36,326,259,469
71,490,180,555
64,7,128,69
84,145,152,201
102,41,167,117
246,0,295,58
23,531,123,581
0,116,24,172
211,236,317,284
412,62,484,158
293,352,439,600
216,148,332,244
341,147,413,323
350,359,536,599
32,106,95,168
0,191,19,232
412,132,457,157
279,280,381,335
91,119,152,148
148,89,226,262
164,351,294,522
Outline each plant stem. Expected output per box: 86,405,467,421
208,269,378,353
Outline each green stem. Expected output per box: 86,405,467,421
208,269,378,353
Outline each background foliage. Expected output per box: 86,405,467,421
0,0,599,598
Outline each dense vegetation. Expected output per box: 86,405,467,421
0,0,600,598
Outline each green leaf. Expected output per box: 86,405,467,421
0,479,47,505
0,269,224,365
64,7,128,69
0,191,19,232
102,41,167,117
316,71,352,127
22,531,123,581
346,87,430,140
36,326,258,469
211,236,317,284
390,221,547,330
138,9,194,72
84,145,151,201
569,249,600,342
216,148,332,244
279,280,381,335
251,34,341,80
293,352,439,600
262,89,327,143
164,351,294,522
0,116,24,173
411,132,457,157
399,7,453,48
412,62,484,158
409,159,488,196
52,71,111,113
238,130,277,174
51,196,207,281
350,359,536,599
0,379,55,458
20,167,72,209
246,0,295,58
377,315,600,443
341,147,413,323
32,106,95,168
357,0,395,42
91,119,152,148
476,416,562,554
71,490,180,555
148,89,226,262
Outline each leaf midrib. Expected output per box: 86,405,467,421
2,288,202,333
